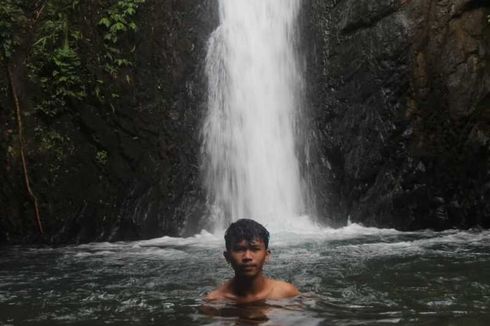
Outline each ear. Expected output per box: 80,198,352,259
223,251,230,263
265,249,271,262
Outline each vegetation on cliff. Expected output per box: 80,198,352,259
1,0,145,241
1,0,213,244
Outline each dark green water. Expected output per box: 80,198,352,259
1,225,489,325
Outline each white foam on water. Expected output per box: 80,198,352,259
270,222,402,247
135,229,222,248
127,223,402,250
331,229,490,258
60,223,404,253
65,223,490,257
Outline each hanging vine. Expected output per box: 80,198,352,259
1,0,48,235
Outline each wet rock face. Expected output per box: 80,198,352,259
306,0,490,230
0,0,217,243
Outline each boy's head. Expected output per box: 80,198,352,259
224,219,271,278
224,219,270,251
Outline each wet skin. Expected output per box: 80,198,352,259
205,239,299,303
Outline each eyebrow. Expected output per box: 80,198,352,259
232,241,263,248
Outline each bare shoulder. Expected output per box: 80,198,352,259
269,279,300,298
204,282,232,301
205,289,224,301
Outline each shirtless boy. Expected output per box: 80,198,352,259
206,219,299,303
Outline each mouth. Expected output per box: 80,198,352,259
240,265,257,270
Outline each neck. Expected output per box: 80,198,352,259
232,273,267,296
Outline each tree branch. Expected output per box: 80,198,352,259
7,65,44,235
32,1,48,25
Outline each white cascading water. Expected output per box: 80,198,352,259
202,0,315,232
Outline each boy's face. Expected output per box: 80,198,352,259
224,238,270,278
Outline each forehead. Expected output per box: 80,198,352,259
231,238,266,247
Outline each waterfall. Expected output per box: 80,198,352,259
202,0,314,232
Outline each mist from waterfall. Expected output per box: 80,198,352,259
202,0,316,232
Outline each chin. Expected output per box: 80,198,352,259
238,271,260,278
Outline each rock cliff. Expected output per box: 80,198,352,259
1,0,488,244
0,0,216,243
305,0,490,230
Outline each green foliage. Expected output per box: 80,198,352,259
35,126,75,177
1,0,145,234
33,1,81,51
2,0,144,112
98,0,144,78
0,0,27,60
51,46,85,99
98,2,139,43
95,150,109,166
24,1,87,116
1,0,144,172
34,45,86,116
37,128,72,158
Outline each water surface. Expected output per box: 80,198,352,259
1,225,490,325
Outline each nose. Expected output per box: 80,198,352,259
242,250,253,261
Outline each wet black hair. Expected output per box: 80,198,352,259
224,219,270,250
